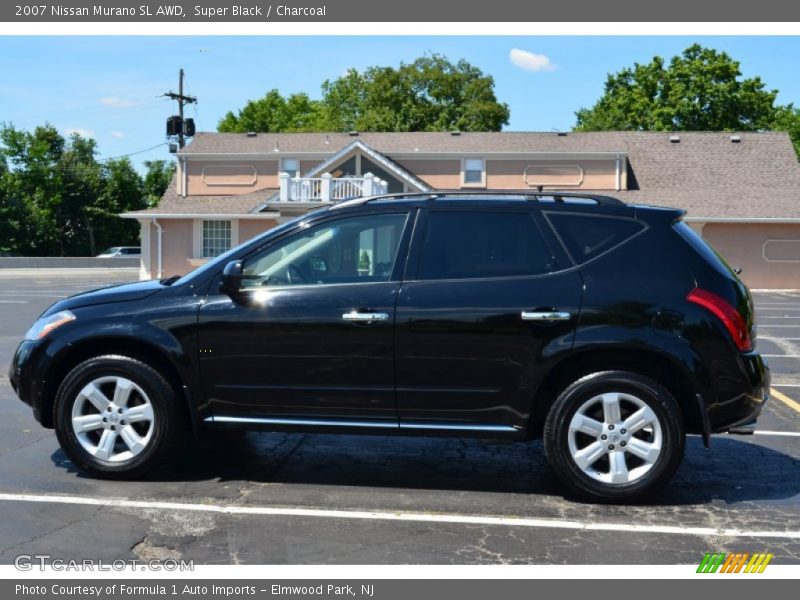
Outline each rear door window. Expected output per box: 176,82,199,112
416,211,555,280
545,213,645,264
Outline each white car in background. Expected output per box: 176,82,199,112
96,246,140,258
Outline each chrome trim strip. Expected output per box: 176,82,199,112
399,422,518,432
205,416,398,429
205,415,518,433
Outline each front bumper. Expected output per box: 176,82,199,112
8,339,51,426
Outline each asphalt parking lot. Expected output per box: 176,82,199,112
0,270,798,565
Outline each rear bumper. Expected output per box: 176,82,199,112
705,351,770,435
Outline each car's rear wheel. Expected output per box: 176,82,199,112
543,370,685,503
54,355,181,479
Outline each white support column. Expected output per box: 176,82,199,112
363,172,375,196
139,219,151,281
321,173,333,202
279,172,291,202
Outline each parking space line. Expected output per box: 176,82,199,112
771,388,800,414
762,354,800,358
773,383,800,387
0,492,799,540
754,430,800,437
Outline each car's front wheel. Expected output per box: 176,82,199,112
543,370,685,503
54,355,181,479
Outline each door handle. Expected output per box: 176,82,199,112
521,311,571,321
342,311,389,322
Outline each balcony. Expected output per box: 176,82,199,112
278,172,389,203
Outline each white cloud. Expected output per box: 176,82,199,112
509,49,557,72
64,127,94,138
110,130,125,139
99,96,136,108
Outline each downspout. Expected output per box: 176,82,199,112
182,157,188,198
153,218,163,279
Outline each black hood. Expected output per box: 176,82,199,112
43,279,165,315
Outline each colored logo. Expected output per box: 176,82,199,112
697,552,773,573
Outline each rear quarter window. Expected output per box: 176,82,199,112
673,221,736,278
545,212,645,264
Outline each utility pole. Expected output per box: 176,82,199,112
163,68,197,148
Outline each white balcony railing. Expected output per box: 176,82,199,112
279,172,389,202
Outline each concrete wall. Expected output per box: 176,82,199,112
701,222,800,289
0,257,139,269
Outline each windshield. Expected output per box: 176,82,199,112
174,210,326,286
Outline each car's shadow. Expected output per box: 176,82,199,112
51,432,800,505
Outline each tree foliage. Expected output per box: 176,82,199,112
575,45,779,131
574,44,800,156
0,123,172,256
142,159,176,207
218,54,510,133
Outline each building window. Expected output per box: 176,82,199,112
202,220,232,258
282,158,299,178
463,158,485,186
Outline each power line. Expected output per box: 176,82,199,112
98,142,170,163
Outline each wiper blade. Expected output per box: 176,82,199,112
159,275,180,286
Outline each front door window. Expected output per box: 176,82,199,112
241,213,409,287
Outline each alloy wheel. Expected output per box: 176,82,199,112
567,391,663,485
70,375,155,463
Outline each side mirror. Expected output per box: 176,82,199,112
220,260,243,297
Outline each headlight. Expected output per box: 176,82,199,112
24,310,76,341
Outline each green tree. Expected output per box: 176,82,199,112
218,54,510,133
91,158,146,255
574,44,779,132
218,90,324,133
0,124,67,255
0,123,149,256
143,159,176,207
772,105,800,157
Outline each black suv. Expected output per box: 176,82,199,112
9,192,770,502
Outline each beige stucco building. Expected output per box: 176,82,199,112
123,131,800,289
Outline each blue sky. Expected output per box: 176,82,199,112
2,36,799,171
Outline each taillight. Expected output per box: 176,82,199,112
687,288,752,352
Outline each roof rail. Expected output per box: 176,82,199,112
331,190,625,209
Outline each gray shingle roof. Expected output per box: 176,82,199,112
126,178,277,216
141,131,800,219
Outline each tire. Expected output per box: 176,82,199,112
54,355,182,479
543,370,685,503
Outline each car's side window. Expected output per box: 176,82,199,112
545,212,645,264
241,212,409,288
416,211,555,280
